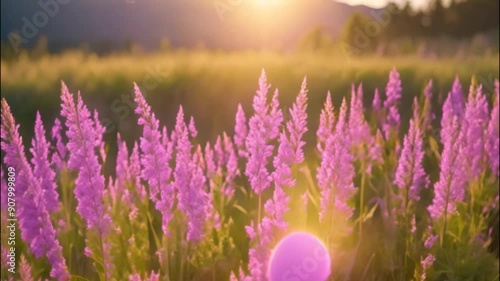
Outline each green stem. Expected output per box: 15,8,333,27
163,236,170,281
258,193,262,223
403,185,409,280
441,200,448,247
359,161,366,240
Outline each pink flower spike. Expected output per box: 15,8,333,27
394,98,429,201
174,106,210,241
348,83,371,147
50,118,67,170
317,98,356,221
461,84,489,180
286,77,308,164
317,91,335,153
382,67,402,139
30,111,59,212
234,103,248,157
188,116,198,138
245,69,282,195
422,80,434,130
487,80,499,175
60,83,111,235
134,83,174,235
428,116,465,219
2,98,70,280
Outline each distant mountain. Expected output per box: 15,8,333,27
0,0,378,51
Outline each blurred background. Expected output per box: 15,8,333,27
1,0,499,163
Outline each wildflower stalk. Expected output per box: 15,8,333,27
359,160,366,240
441,197,448,247
60,84,111,280
162,235,170,281
258,193,262,224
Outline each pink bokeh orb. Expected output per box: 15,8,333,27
268,232,331,281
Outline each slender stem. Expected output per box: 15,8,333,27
179,245,184,281
220,184,225,221
258,193,262,223
329,190,336,249
359,161,366,240
403,183,409,280
441,196,449,247
163,236,170,281
98,231,107,281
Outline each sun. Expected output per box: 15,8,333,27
252,0,282,7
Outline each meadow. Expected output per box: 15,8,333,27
1,51,499,281
1,51,498,144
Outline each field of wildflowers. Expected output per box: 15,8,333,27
1,68,499,281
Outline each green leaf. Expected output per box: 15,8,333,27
232,204,248,216
428,135,441,160
363,203,378,222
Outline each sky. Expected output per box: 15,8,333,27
335,0,450,10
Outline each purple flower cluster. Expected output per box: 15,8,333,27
382,67,402,139
245,70,283,195
428,93,466,218
173,106,210,241
487,80,499,175
317,99,356,221
348,84,371,147
394,98,429,201
317,92,335,153
60,83,112,235
461,84,490,180
134,84,176,236
30,112,60,212
1,99,69,280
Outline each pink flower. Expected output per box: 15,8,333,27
245,70,282,194
421,254,435,280
19,255,34,281
424,234,438,249
428,116,465,219
462,85,490,180
317,91,335,153
223,132,239,197
234,103,248,157
60,83,111,235
188,116,198,138
440,76,465,142
130,141,146,200
204,142,217,179
272,131,295,189
487,80,499,175
422,80,435,130
115,133,129,199
372,88,381,115
382,67,402,139
50,118,67,170
173,107,210,241
134,83,174,235
93,110,107,163
348,84,371,147
30,112,59,212
317,99,356,221
2,98,69,280
286,77,308,164
214,135,224,174
394,98,429,201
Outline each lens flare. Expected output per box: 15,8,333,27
268,232,331,281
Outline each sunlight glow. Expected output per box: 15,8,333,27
251,0,282,7
268,232,331,281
